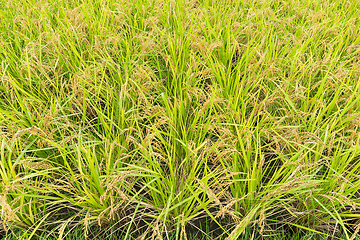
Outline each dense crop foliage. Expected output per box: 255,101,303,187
1,0,360,239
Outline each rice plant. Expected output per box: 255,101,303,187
1,0,360,239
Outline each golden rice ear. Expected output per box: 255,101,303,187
180,214,188,240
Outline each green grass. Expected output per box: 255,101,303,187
3,226,351,240
1,0,360,239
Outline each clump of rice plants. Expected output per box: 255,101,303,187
1,0,360,239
